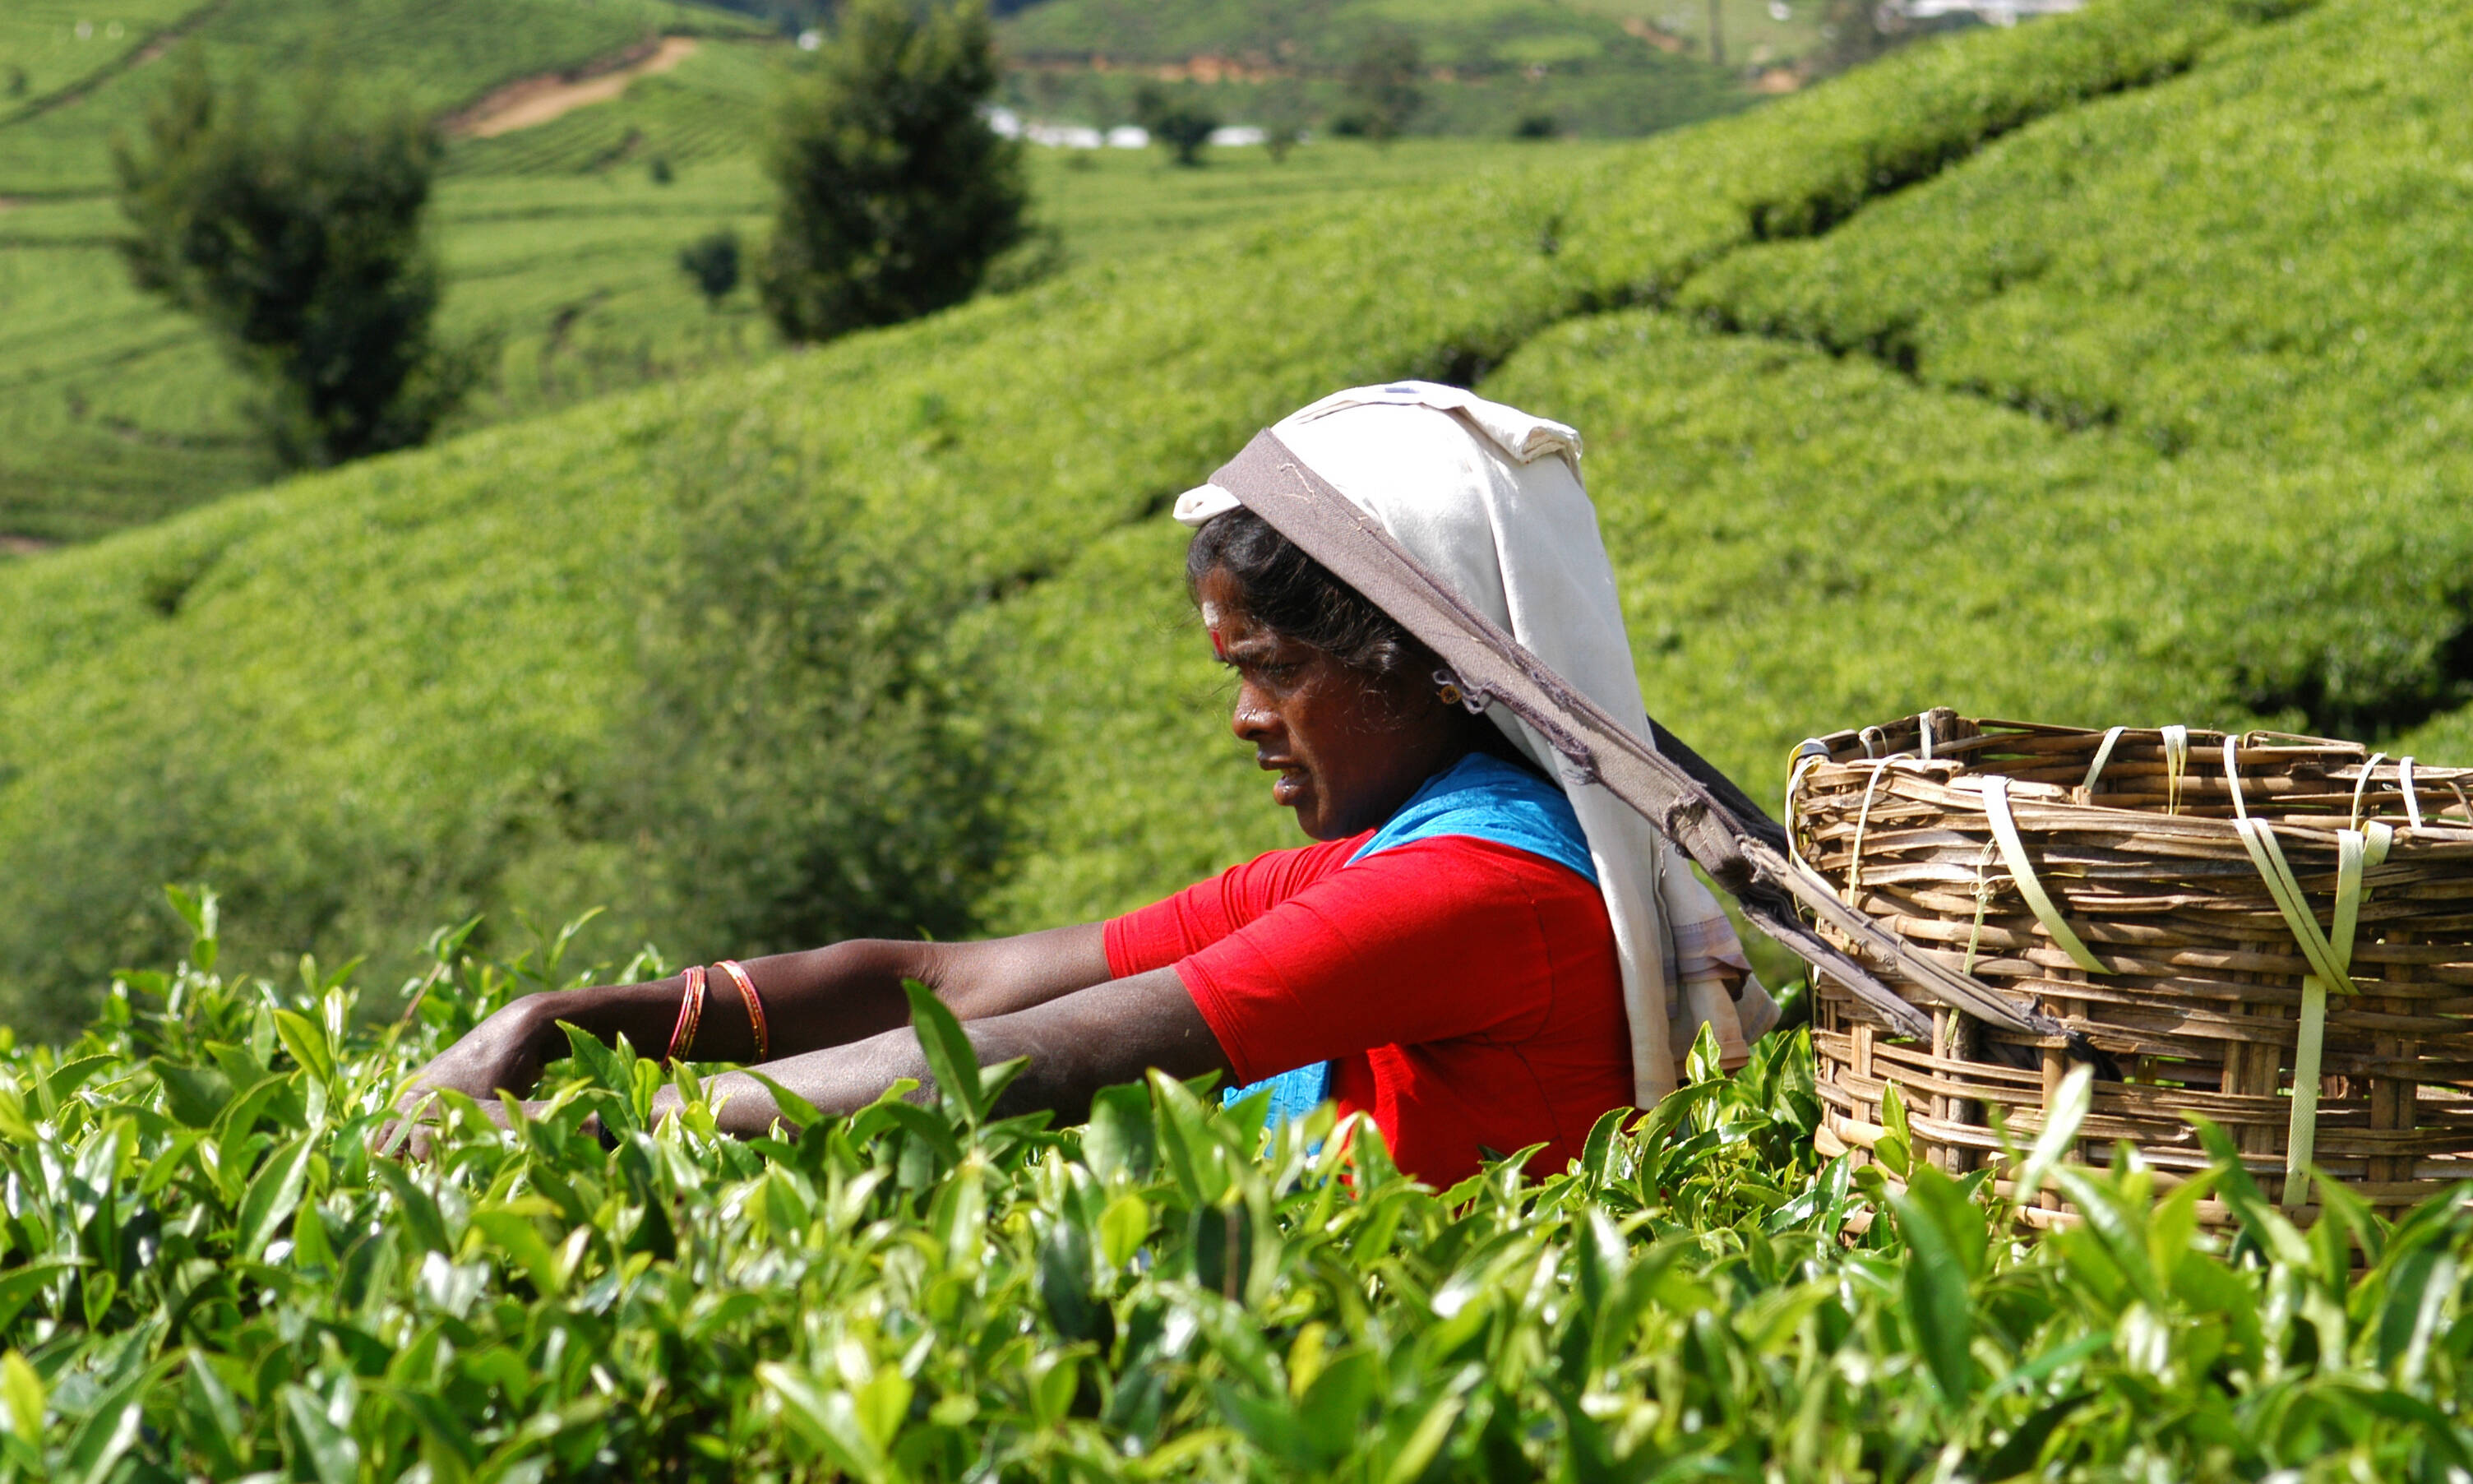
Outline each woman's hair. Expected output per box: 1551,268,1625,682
1186,508,1419,677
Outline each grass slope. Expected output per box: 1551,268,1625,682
7,0,2466,1031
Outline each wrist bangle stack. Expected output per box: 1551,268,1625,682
715,959,770,1063
666,964,708,1063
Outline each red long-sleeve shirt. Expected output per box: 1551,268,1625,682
1103,830,1627,1186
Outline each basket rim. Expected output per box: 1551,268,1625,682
1795,710,2473,845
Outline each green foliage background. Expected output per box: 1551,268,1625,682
7,0,2473,1030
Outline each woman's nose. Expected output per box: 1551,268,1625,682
1230,684,1277,742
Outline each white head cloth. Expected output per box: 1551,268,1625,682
1176,381,1779,1107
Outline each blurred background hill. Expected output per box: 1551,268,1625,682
993,0,1764,139
9,0,2464,1033
0,0,1819,546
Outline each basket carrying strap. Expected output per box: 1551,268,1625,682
1981,776,2112,978
1208,428,2063,1042
2078,725,2128,798
2221,738,2392,1209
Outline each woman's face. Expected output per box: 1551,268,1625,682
1198,566,1464,840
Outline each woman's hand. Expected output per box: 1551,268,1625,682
374,996,562,1160
398,994,560,1110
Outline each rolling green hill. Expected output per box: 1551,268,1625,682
0,0,1791,548
5,0,2470,1033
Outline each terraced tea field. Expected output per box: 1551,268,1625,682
0,10,1583,544
6,2,2473,1475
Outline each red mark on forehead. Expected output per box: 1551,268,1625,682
1210,630,1229,660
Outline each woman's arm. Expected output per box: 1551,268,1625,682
400,924,1115,1105
660,966,1231,1135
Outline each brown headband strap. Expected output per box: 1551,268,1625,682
1207,428,2055,1040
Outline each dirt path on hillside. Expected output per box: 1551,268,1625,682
447,36,700,140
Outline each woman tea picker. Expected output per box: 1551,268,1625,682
401,383,1781,1185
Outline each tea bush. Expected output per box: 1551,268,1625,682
2,897,2469,1480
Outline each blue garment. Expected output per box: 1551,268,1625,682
1224,1058,1334,1126
1221,751,1596,1120
1347,751,1597,883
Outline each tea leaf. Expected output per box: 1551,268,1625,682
234,1135,316,1263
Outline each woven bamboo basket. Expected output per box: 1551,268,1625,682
1787,710,2473,1226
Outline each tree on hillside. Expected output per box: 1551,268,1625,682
1134,83,1218,168
113,53,478,470
680,228,743,309
1338,28,1423,143
757,0,1028,343
1257,77,1309,163
1814,0,1903,76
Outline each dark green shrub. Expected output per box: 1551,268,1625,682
1257,77,1308,161
756,0,1029,343
1342,27,1423,142
604,434,1016,966
112,53,478,470
1134,83,1218,168
678,226,742,307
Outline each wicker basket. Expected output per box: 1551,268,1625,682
1787,710,2473,1226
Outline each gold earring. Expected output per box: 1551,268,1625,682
1436,682,1463,706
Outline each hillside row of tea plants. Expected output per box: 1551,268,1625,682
0,0,755,538
0,1,204,109
0,22,1563,542
974,0,2473,932
2,903,2468,1479
0,0,1754,543
7,0,2463,1032
0,0,745,196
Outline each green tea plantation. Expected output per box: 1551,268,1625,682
6,0,2473,1475
2,897,2468,1480
0,12,1592,541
